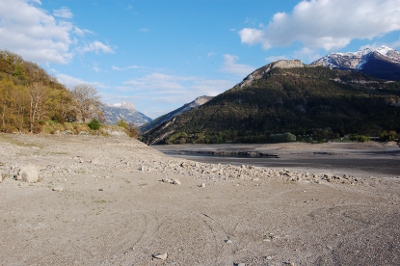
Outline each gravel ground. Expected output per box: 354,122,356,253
0,133,399,265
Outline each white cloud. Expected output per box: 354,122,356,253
56,73,108,90
0,0,114,64
220,54,256,77
112,65,142,71
78,41,114,54
239,0,400,51
73,27,94,37
120,72,237,118
0,0,74,63
207,52,216,57
53,7,73,19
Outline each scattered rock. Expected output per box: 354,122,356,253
99,188,104,191
172,179,181,185
225,239,232,244
152,252,167,260
200,183,206,188
17,165,39,183
266,256,272,260
52,186,64,192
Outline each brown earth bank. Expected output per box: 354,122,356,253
0,133,400,265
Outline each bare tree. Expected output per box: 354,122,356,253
71,84,101,123
26,82,47,133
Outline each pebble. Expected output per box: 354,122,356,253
52,186,63,192
266,256,272,260
225,239,232,244
200,183,206,188
153,252,167,260
99,188,104,191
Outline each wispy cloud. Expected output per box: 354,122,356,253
219,54,256,77
120,72,237,118
239,0,400,52
78,41,115,54
53,6,73,19
112,65,142,71
73,26,94,37
56,73,108,90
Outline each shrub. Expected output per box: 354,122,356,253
268,132,297,143
88,119,101,130
127,123,138,139
116,119,129,130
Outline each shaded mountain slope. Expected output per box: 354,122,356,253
139,96,212,133
141,63,400,145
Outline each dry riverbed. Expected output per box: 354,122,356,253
0,133,399,265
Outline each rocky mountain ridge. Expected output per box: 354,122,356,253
139,96,213,133
311,46,400,80
102,102,152,126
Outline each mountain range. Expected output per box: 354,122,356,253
311,46,400,81
140,46,400,145
102,102,152,126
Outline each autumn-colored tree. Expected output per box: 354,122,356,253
0,78,14,127
26,82,47,132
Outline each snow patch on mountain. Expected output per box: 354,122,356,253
312,46,400,70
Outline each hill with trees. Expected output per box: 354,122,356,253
141,61,400,144
0,49,104,133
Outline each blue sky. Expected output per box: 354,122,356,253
1,0,400,119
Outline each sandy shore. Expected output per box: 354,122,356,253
0,134,399,265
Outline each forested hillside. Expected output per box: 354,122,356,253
0,50,102,133
142,66,400,144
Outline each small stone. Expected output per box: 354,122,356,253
266,256,272,260
225,239,232,244
153,252,167,260
200,183,206,188
253,178,260,182
99,188,104,191
52,186,63,192
172,179,181,185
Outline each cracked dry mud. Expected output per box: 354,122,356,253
0,134,399,265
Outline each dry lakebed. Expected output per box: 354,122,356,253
0,133,399,265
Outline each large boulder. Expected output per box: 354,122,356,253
17,165,39,183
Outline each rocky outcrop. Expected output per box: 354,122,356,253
238,60,305,88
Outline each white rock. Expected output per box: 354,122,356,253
18,165,39,183
172,179,181,185
52,186,64,192
153,252,167,260
200,183,206,188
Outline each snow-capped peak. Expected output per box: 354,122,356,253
311,46,400,70
105,102,136,110
375,46,394,56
